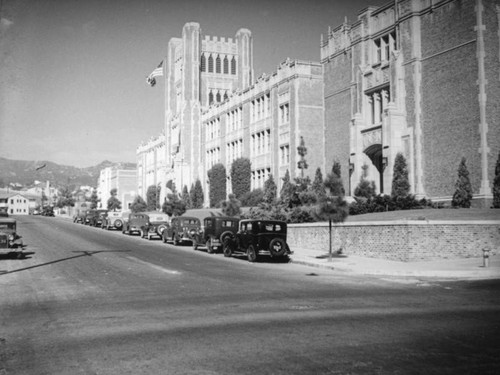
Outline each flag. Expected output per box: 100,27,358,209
147,60,164,87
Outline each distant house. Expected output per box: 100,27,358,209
0,193,30,215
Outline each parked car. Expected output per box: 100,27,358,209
73,211,87,224
0,217,24,258
222,219,292,262
101,211,125,230
192,216,239,253
140,212,170,240
90,209,108,227
162,216,201,245
84,209,97,225
122,212,149,235
41,206,55,217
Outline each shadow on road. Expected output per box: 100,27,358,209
0,250,131,276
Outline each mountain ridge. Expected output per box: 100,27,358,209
0,157,136,189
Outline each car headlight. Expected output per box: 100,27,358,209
8,234,14,241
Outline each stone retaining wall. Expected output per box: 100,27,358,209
288,221,500,262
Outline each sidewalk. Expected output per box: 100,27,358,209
290,248,500,280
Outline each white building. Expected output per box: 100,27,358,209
97,167,138,211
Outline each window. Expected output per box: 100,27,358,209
366,87,390,125
200,54,206,72
208,55,214,73
373,31,396,64
208,91,214,105
231,57,236,75
216,55,221,73
223,56,229,74
280,103,289,124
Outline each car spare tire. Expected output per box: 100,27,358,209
268,238,286,257
114,219,123,229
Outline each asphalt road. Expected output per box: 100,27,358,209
1,215,499,375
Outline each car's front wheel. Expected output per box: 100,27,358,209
114,220,123,229
247,245,258,262
223,238,233,258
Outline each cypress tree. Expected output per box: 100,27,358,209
391,153,410,198
207,163,227,208
493,152,500,208
230,157,252,199
452,157,473,208
263,174,278,204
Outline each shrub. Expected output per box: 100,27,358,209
230,158,251,199
240,188,264,207
207,163,227,208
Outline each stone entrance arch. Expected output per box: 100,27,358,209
364,144,385,193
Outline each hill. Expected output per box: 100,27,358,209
0,157,136,190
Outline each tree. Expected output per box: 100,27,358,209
297,136,308,178
354,164,376,198
107,188,121,211
230,158,252,199
162,193,186,217
324,171,345,197
182,185,191,209
279,170,296,207
55,186,75,208
146,185,158,211
220,194,242,217
331,160,342,178
391,153,410,198
452,157,473,208
89,190,100,209
190,179,204,209
493,152,500,208
130,195,147,213
312,167,326,202
314,173,349,261
207,163,227,207
263,174,277,204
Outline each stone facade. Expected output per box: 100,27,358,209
321,0,500,207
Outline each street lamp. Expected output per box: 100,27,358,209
35,164,46,212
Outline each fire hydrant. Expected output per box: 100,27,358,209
482,248,490,268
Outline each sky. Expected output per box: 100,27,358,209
0,0,387,168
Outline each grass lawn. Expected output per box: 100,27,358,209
346,208,500,222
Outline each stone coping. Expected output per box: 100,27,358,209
289,220,500,227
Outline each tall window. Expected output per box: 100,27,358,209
208,55,214,72
373,31,396,64
223,56,229,74
231,57,236,75
366,87,390,125
216,55,221,73
200,54,206,72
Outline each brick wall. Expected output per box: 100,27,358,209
288,220,500,262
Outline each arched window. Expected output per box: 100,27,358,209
216,55,221,73
231,57,236,75
208,91,214,105
200,54,206,72
223,56,229,74
223,92,228,101
208,55,214,73
216,91,221,103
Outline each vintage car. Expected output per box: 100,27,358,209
101,211,125,230
222,219,292,262
85,209,107,227
0,217,24,258
73,211,87,224
140,212,170,240
162,216,201,246
41,206,55,217
122,212,149,235
192,216,240,253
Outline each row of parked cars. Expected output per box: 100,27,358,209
73,209,292,262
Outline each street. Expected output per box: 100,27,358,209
1,215,499,375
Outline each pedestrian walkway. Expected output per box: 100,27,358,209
290,248,500,280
